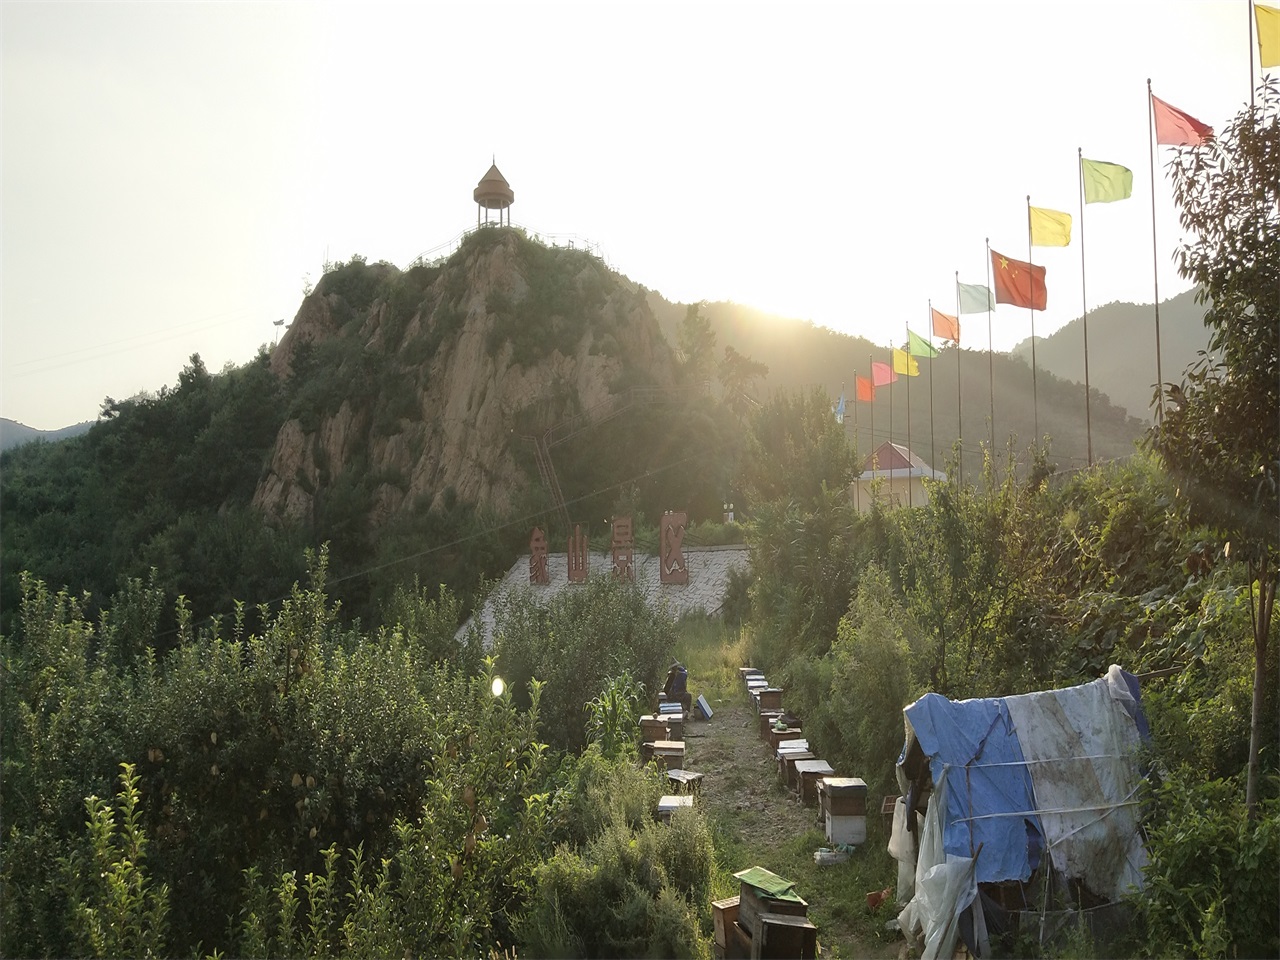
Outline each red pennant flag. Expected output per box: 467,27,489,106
871,361,897,386
990,249,1047,310
1152,94,1213,146
856,376,874,402
931,308,960,343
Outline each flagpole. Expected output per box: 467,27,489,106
1147,79,1166,421
953,286,964,486
1026,195,1039,440
904,327,913,508
982,249,995,457
868,353,876,469
853,377,861,511
927,302,936,471
1250,0,1257,108
1078,147,1094,466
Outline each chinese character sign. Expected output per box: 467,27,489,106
611,515,634,581
529,526,549,585
659,511,688,585
567,522,589,583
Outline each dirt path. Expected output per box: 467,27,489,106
684,698,816,852
682,693,903,959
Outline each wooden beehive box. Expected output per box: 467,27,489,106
818,777,867,816
757,688,783,711
767,726,805,750
649,740,685,770
793,759,835,805
657,794,694,822
751,913,817,959
738,884,808,940
777,749,814,786
758,710,784,738
712,895,740,949
640,715,669,743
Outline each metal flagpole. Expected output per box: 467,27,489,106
954,284,964,486
927,302,937,471
1147,79,1166,421
868,354,876,468
1026,195,1040,440
1251,0,1258,108
1078,148,1094,466
904,327,914,508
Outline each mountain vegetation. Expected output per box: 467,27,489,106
0,90,1276,959
0,417,95,453
648,294,1151,479
1009,287,1210,424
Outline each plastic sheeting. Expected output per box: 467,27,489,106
895,665,1149,900
901,693,1042,884
1003,665,1148,900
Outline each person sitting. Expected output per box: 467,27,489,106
663,661,692,715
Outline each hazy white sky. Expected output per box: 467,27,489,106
2,1,1266,429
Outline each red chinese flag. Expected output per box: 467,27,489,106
856,376,875,402
1152,94,1213,146
871,361,897,386
990,249,1047,310
931,308,960,343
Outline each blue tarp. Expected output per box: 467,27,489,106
903,693,1044,884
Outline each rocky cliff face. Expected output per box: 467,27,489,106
253,229,676,527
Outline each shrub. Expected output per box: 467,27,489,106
1136,770,1279,959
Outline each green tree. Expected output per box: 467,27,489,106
718,344,768,419
1157,80,1279,818
676,301,716,384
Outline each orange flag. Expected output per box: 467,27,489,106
931,308,960,343
856,376,874,402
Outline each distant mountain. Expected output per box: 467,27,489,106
0,417,94,453
647,294,1147,477
1010,288,1209,423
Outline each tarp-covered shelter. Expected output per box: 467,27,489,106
890,665,1150,959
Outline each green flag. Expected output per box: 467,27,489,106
1081,158,1133,204
907,329,938,358
957,281,994,314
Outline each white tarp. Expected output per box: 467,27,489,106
1002,665,1147,900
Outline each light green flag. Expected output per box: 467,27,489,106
957,281,994,314
1081,158,1133,204
907,329,938,358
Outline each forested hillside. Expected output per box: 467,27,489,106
649,295,1146,477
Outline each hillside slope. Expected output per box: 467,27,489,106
648,295,1145,475
1010,288,1209,423
256,229,678,527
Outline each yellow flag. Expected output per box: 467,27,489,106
1258,4,1280,68
892,348,919,376
1029,205,1072,246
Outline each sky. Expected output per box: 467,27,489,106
2,1,1269,430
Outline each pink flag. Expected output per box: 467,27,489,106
1152,94,1213,146
871,361,897,386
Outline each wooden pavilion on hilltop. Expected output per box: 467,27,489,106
474,161,514,227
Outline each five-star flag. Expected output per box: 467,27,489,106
957,282,994,315
1081,158,1133,203
1151,94,1213,146
908,329,939,358
856,376,874,402
893,348,920,377
990,249,1047,310
931,308,960,343
1029,206,1072,246
1258,3,1280,68
871,361,897,386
